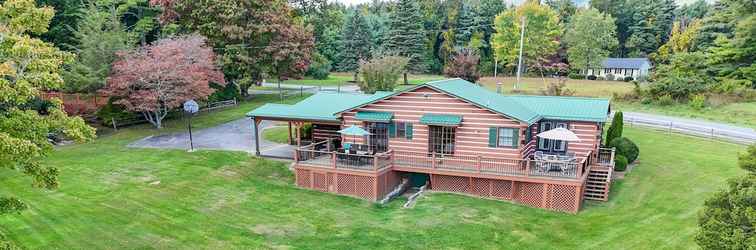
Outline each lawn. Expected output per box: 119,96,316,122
0,110,746,249
478,76,634,98
278,72,445,86
615,101,756,129
262,126,291,144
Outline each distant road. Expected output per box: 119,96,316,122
257,82,756,145
622,112,755,144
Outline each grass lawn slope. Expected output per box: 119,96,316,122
0,121,745,249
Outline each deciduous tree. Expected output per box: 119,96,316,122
443,48,480,83
103,35,225,129
358,54,409,94
0,0,95,216
564,8,618,77
492,2,562,68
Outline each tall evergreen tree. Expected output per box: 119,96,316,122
454,2,475,48
338,9,372,80
62,1,134,93
384,0,427,74
624,0,676,57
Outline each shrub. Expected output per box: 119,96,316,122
739,145,756,173
623,76,634,82
96,97,138,126
655,94,675,106
208,82,241,103
689,94,706,110
541,77,574,96
306,52,332,80
606,73,615,81
568,72,584,79
359,54,409,94
597,76,606,80
696,145,756,249
587,75,597,80
610,137,639,163
614,154,628,171
605,111,623,145
640,97,653,104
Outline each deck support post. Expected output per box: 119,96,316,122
288,122,293,145
476,156,482,173
296,123,302,147
431,152,437,169
332,152,337,169
253,117,261,156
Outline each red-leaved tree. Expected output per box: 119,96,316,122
103,35,225,128
444,49,481,83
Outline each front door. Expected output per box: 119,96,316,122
537,121,568,154
366,122,389,152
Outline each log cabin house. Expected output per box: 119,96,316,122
247,79,615,213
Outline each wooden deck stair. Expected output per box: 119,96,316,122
583,166,612,201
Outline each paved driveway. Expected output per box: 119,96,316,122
128,119,296,157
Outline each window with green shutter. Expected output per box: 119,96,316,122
388,122,396,137
405,123,413,139
495,127,519,149
488,127,498,147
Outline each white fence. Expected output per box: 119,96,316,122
625,116,756,145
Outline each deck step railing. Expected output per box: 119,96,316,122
596,147,616,167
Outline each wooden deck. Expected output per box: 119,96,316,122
295,147,615,181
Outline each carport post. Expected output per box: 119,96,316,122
253,117,261,156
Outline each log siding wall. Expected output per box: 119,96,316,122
342,87,529,159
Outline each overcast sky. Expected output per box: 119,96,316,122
331,0,713,7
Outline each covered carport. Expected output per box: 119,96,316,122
246,91,391,158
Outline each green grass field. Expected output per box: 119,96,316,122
614,101,756,129
478,76,634,98
279,72,445,86
262,126,290,144
0,94,747,248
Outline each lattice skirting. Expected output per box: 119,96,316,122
430,174,583,213
295,168,401,201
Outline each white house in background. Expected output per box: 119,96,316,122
585,58,652,80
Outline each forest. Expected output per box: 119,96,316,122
23,0,753,100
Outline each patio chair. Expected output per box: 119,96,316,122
534,151,544,160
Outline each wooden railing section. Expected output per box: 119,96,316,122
296,142,597,180
295,142,393,171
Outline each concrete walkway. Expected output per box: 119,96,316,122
622,112,755,144
128,119,297,157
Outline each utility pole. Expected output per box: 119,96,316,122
515,16,526,90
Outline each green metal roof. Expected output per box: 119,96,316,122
425,79,542,124
247,79,610,125
505,95,611,122
420,113,463,126
355,111,393,122
246,91,392,121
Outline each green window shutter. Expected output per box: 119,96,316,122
405,123,413,139
488,127,498,147
388,122,396,137
511,128,520,148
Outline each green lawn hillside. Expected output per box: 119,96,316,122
0,96,746,249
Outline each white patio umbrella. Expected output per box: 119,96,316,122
536,127,581,142
338,125,372,144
